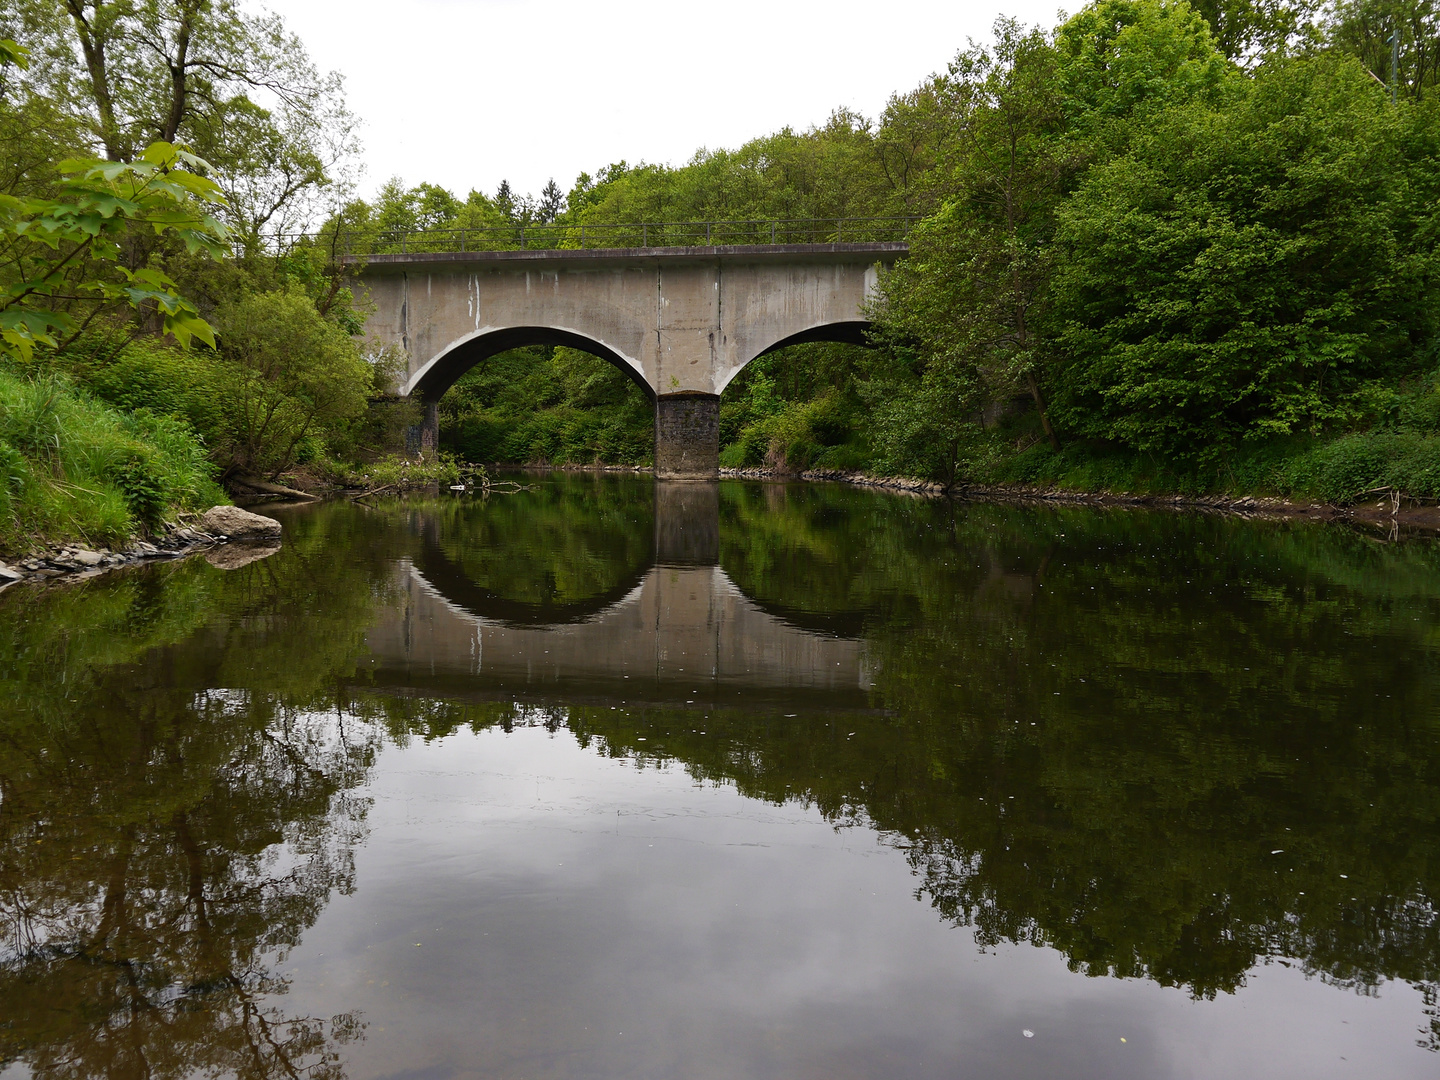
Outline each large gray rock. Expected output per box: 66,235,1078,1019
198,505,283,540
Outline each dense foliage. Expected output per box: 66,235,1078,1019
347,0,1440,496
5,0,1440,552
0,5,392,553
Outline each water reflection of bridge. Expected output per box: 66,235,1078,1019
363,484,873,710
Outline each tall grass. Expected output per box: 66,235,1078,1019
0,369,227,554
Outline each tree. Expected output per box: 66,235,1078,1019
875,19,1071,455
215,285,373,477
1185,0,1306,58
537,177,564,223
1048,54,1440,460
0,129,227,361
1325,0,1440,98
0,0,357,242
1053,0,1236,135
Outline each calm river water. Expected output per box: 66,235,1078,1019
2,476,1439,1079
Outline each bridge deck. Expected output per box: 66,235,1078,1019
345,241,908,272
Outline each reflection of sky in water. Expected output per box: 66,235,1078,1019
5,483,1440,1079
285,722,1431,1080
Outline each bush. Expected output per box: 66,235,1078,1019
1275,432,1440,503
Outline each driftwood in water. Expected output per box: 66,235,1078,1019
229,473,320,501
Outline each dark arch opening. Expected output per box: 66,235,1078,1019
719,322,879,472
409,326,655,402
749,320,874,363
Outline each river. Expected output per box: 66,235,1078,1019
1,475,1437,1079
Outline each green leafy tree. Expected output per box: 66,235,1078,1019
1326,0,1440,98
874,19,1071,456
1054,0,1236,136
214,285,373,477
0,133,227,360
0,0,357,243
1048,53,1440,460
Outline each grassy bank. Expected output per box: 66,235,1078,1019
0,369,226,556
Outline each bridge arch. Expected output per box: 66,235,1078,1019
356,243,906,477
403,325,654,402
716,319,874,395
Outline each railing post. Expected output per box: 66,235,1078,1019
706,222,711,245
770,221,776,244
643,223,648,248
581,224,585,248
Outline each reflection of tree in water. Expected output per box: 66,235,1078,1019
0,687,374,1079
7,486,1440,1065
0,503,402,1079
398,490,1440,1047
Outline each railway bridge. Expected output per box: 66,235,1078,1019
347,220,908,478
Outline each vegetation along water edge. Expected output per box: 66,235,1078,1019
5,0,1440,554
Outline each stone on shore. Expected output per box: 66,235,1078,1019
198,505,283,540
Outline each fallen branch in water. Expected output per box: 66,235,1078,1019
350,483,399,502
480,479,533,494
230,473,319,501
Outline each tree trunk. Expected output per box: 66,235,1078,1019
1026,372,1061,451
162,7,194,143
65,1,126,160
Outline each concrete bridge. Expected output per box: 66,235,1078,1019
352,238,907,478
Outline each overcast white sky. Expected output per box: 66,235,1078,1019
268,0,1067,203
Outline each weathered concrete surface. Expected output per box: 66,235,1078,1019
353,243,904,478
364,559,871,709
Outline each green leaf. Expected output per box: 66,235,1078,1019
164,310,218,350
0,39,29,70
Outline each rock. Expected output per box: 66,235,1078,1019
0,563,21,582
205,541,282,571
198,505,283,540
71,549,104,567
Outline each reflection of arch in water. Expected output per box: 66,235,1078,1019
373,558,872,703
415,480,877,636
415,530,653,627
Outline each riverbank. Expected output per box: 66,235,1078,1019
721,465,1440,531
0,506,284,590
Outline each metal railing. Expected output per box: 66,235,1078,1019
263,217,914,259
